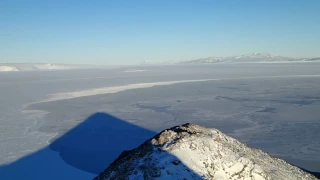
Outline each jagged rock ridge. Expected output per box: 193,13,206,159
94,123,318,180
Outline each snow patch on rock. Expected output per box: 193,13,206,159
94,123,317,180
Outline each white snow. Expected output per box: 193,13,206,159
40,79,219,103
38,74,320,103
124,69,146,73
1,64,319,180
0,65,19,72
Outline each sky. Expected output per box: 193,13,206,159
1,0,320,65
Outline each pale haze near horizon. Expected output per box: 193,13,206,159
1,0,320,65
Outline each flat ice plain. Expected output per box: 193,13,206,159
0,63,319,179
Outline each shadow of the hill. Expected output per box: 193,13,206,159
49,112,155,174
300,168,320,179
0,112,204,180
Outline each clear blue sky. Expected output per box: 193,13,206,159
1,0,320,64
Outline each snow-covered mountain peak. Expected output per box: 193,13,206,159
94,123,317,180
179,52,306,64
247,52,273,57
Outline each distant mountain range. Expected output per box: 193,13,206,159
0,63,120,72
0,63,87,72
139,53,320,65
1,53,319,72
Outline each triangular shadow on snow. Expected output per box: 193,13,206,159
49,112,156,174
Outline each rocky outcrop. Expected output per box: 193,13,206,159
94,123,318,180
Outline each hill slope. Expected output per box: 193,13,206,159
94,123,317,180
